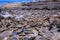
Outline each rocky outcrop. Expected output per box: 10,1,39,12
0,0,60,40
0,10,60,40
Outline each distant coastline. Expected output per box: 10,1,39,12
0,1,32,5
0,1,15,5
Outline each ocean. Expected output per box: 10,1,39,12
0,0,32,5
0,1,15,5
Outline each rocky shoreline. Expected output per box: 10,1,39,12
0,10,60,40
0,1,60,40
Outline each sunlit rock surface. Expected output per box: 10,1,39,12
0,0,60,40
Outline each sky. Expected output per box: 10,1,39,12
0,0,33,2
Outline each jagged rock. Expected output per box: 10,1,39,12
0,1,60,40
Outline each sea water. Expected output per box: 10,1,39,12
0,0,32,5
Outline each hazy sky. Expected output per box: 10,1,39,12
0,0,32,2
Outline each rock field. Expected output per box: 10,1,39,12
0,10,60,40
0,0,60,40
